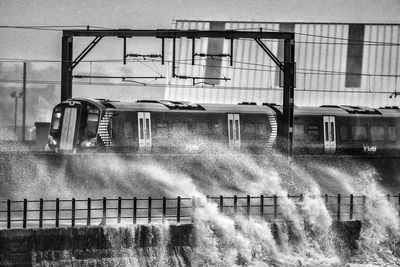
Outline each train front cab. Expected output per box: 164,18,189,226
47,99,104,152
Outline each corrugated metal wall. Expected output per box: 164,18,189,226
165,20,400,108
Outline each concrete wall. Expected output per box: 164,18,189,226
0,222,360,266
0,224,194,266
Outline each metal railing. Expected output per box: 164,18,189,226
0,194,399,229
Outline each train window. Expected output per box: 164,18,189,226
388,126,397,141
171,123,189,137
294,124,305,140
155,123,169,139
86,113,98,138
339,126,349,141
308,125,320,141
139,118,144,139
324,122,329,141
370,126,385,141
352,126,367,141
243,123,266,136
145,119,151,139
123,122,134,139
192,122,209,135
235,120,240,140
51,112,61,130
229,120,234,140
211,122,223,134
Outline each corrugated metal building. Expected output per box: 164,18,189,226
165,20,400,107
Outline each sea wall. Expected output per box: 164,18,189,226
0,221,361,266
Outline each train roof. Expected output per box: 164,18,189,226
294,105,400,117
65,98,276,114
63,98,400,117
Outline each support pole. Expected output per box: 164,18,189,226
22,62,26,141
123,37,127,65
161,38,165,65
56,198,59,227
7,200,11,229
14,96,17,138
282,38,295,156
61,36,73,101
172,37,176,77
230,38,234,66
87,198,91,226
192,38,195,65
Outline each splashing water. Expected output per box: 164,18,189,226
1,138,400,266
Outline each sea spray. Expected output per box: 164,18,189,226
2,138,400,265
191,196,340,266
314,162,400,265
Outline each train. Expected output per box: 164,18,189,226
46,98,400,155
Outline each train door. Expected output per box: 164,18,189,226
323,116,336,153
138,112,152,151
59,102,81,151
228,114,241,149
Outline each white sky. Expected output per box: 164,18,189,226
1,0,399,62
0,0,399,103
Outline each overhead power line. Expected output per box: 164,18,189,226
1,57,398,78
1,24,399,46
232,26,400,46
0,25,113,32
0,78,399,95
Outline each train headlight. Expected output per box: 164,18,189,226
48,135,57,147
81,138,98,148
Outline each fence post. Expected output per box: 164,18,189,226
162,197,166,224
54,198,60,228
39,198,43,228
7,199,11,229
337,194,341,221
325,194,328,206
102,197,107,225
148,197,152,224
387,194,391,202
260,195,264,218
71,198,75,227
219,195,223,213
206,195,209,203
350,194,354,220
246,195,251,218
191,197,196,223
177,196,181,223
273,195,278,220
233,195,237,214
133,197,137,224
23,198,27,229
87,198,91,226
118,197,122,224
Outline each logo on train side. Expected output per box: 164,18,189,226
363,144,377,153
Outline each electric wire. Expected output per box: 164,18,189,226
0,25,113,32
0,78,397,94
1,24,399,46
1,57,398,78
228,26,400,46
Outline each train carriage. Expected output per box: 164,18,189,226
47,98,278,153
292,105,400,155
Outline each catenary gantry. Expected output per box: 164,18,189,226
60,29,295,155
